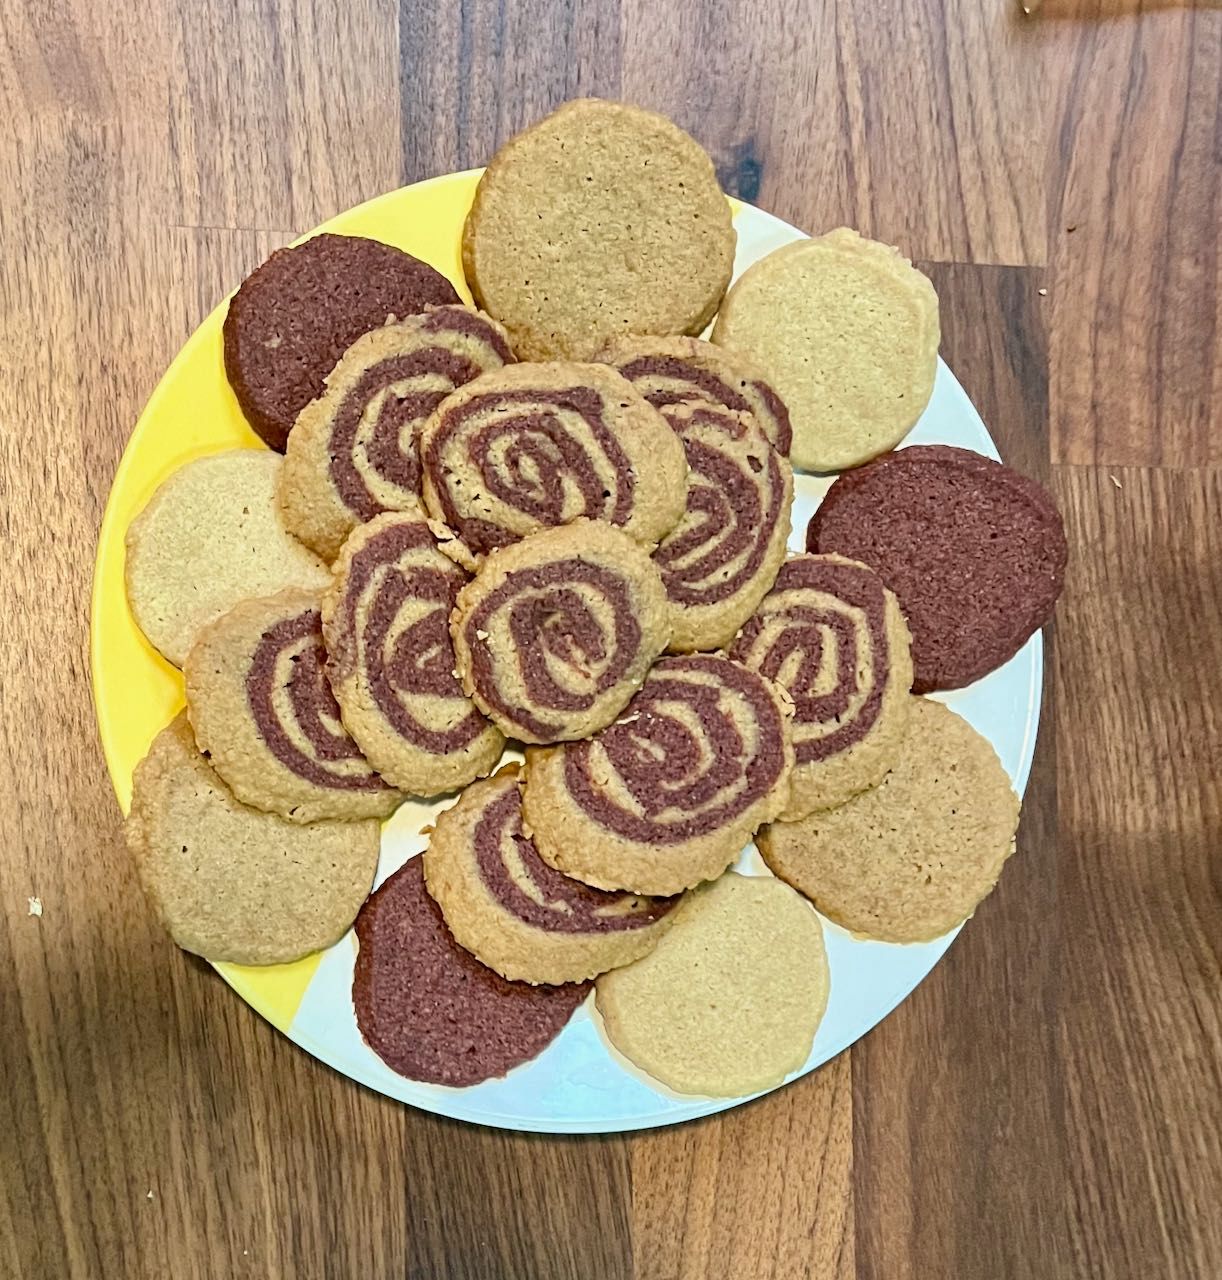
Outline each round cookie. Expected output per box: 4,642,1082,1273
729,554,913,818
423,767,679,984
419,361,687,568
184,588,402,823
654,402,793,653
223,233,460,451
712,228,940,472
806,444,1067,692
353,856,589,1086
597,335,793,455
451,520,671,744
595,874,829,1098
126,713,379,965
757,697,1021,942
462,99,735,361
278,306,515,561
322,509,505,795
125,450,330,667
523,655,793,895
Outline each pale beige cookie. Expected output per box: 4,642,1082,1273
757,697,1020,942
125,450,329,666
712,229,940,472
595,873,829,1097
422,767,679,985
451,520,671,744
462,99,735,360
126,713,379,965
419,361,687,568
185,588,403,823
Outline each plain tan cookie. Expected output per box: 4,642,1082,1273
126,713,380,965
462,99,735,360
595,873,829,1097
757,697,1020,942
125,450,330,666
712,229,940,472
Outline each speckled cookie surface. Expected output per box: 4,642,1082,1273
125,450,330,667
595,874,829,1097
451,520,671,744
712,228,939,472
419,361,687,568
126,713,380,965
757,697,1020,942
523,655,793,896
278,307,514,561
462,99,735,361
184,588,402,823
729,554,913,818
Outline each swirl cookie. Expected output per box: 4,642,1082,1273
757,698,1021,942
451,520,671,744
523,655,794,895
126,713,379,965
712,229,940,471
423,768,679,984
184,589,401,823
729,554,913,818
462,99,735,360
353,857,589,1086
419,361,687,567
654,403,793,653
223,233,460,451
322,510,505,795
278,307,515,561
806,445,1067,692
598,335,793,456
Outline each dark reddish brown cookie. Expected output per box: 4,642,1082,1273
223,234,460,451
806,445,1066,692
352,857,589,1087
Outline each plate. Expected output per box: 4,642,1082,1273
91,170,1042,1133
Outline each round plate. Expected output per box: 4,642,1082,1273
92,170,1041,1133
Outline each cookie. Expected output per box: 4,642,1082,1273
278,307,515,561
125,450,330,667
126,713,379,965
184,588,402,823
757,697,1021,942
423,767,679,985
523,655,793,895
419,361,687,568
353,856,589,1086
595,874,829,1097
597,335,793,455
653,403,793,653
223,233,460,451
462,99,735,360
712,228,940,471
322,509,505,795
451,520,671,744
729,554,913,818
806,445,1067,692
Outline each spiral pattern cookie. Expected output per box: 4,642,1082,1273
729,554,913,818
423,768,679,984
278,307,514,561
654,403,793,653
598,335,793,456
322,510,505,796
451,520,671,744
185,588,401,823
523,655,793,895
420,362,687,567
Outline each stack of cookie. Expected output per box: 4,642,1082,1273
122,98,1065,1100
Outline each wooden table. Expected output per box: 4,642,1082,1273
1,1,1218,1276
